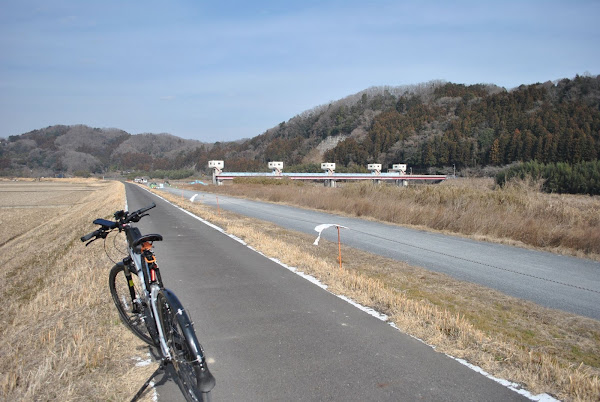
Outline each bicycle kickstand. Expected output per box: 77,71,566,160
131,360,168,402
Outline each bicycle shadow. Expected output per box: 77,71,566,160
134,345,191,401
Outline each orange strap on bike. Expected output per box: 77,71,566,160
141,242,157,264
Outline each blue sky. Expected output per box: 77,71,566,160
1,0,598,142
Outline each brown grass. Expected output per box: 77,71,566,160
0,179,155,401
155,186,600,401
187,177,600,260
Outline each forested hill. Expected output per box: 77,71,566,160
225,74,599,173
0,125,206,176
1,75,599,177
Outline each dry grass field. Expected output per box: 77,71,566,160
2,177,598,400
188,177,600,260
0,179,155,401
157,180,600,401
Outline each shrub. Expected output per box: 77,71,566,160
73,170,91,178
496,160,600,195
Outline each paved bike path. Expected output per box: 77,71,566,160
159,186,600,320
125,183,533,401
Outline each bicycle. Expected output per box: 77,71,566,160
81,202,215,401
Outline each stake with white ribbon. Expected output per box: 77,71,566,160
313,224,348,269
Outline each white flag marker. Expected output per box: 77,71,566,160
313,224,348,245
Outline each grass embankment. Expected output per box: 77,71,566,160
159,180,600,401
191,177,600,260
0,179,154,401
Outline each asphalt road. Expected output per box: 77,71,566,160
125,183,530,401
159,185,600,320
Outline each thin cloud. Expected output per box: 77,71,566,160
1,0,598,142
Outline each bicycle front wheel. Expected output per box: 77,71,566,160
109,263,154,345
157,291,214,401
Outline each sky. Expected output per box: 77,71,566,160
1,0,599,143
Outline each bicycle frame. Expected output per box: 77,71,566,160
122,226,173,360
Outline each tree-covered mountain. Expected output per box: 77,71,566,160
1,74,599,177
0,125,208,176
190,74,600,174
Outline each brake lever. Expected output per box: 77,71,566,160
129,213,149,223
85,231,109,246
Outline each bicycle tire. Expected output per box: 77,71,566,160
109,263,154,345
157,291,214,402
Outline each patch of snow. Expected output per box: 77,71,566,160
451,357,557,401
132,354,158,400
132,355,153,367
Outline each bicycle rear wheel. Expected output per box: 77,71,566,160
157,291,214,401
109,263,154,345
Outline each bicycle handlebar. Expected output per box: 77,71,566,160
80,202,156,244
126,202,156,222
81,229,102,242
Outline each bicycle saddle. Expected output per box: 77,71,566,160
132,234,163,249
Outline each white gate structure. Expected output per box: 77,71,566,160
208,160,446,186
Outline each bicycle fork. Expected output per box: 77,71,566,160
121,260,142,314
